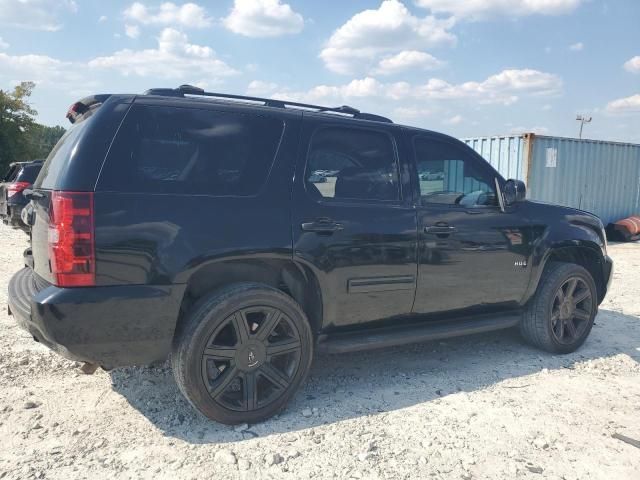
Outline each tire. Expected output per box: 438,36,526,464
171,283,314,424
520,262,598,354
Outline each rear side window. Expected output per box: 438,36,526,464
98,105,284,196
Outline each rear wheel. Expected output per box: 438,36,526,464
520,262,597,354
172,283,313,424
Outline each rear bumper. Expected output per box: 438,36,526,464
8,268,186,368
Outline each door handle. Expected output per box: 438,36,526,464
424,225,457,235
301,219,344,234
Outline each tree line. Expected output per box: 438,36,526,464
0,81,66,175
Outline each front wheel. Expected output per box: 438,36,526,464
520,262,598,354
171,283,313,424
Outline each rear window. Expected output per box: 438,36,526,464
98,105,284,196
34,119,92,189
2,165,19,182
16,164,42,183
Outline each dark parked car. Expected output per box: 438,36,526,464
0,160,43,232
8,86,613,424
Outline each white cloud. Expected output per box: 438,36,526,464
415,0,582,19
373,50,443,75
271,68,562,106
392,106,434,120
124,2,211,28
125,24,141,39
247,80,279,95
510,126,550,135
0,52,97,93
88,28,238,79
623,56,640,74
320,0,456,75
444,114,463,125
223,0,304,38
606,94,640,114
569,42,583,51
0,37,8,49
98,15,108,23
0,0,77,31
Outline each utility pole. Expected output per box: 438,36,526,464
576,114,592,139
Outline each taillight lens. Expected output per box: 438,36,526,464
7,181,30,198
48,191,95,287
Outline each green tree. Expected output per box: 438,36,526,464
0,82,66,175
27,123,66,159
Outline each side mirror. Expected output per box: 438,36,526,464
503,179,526,206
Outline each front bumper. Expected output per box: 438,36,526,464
602,254,614,299
8,268,186,368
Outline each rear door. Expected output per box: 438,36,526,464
291,115,417,330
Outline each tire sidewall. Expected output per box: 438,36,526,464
175,285,314,424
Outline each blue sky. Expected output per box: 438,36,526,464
0,0,638,142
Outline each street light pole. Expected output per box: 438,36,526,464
576,114,592,139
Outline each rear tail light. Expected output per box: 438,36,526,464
48,191,95,287
7,181,30,198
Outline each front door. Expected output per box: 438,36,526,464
292,116,417,330
410,133,533,315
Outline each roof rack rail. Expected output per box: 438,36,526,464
144,84,393,123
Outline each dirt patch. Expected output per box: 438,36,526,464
1,226,639,479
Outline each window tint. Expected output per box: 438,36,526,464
414,137,497,207
35,119,91,189
306,126,399,202
99,105,284,195
16,164,42,183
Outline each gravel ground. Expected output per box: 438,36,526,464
1,225,639,480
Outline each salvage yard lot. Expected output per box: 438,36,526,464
0,225,639,480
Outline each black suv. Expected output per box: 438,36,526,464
8,86,613,424
0,160,43,232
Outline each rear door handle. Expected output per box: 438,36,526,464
301,219,344,234
424,225,457,235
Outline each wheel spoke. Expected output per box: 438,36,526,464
209,366,239,399
573,309,591,321
259,362,290,389
232,312,251,345
203,346,236,359
555,287,565,304
572,289,591,306
555,318,565,340
267,338,301,357
565,278,578,298
565,318,578,338
243,371,258,411
257,309,282,341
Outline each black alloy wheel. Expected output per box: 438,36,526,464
172,283,313,424
201,306,303,411
549,276,593,345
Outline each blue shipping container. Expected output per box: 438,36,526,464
463,134,640,225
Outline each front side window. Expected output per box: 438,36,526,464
99,105,284,195
414,137,497,207
305,126,399,202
